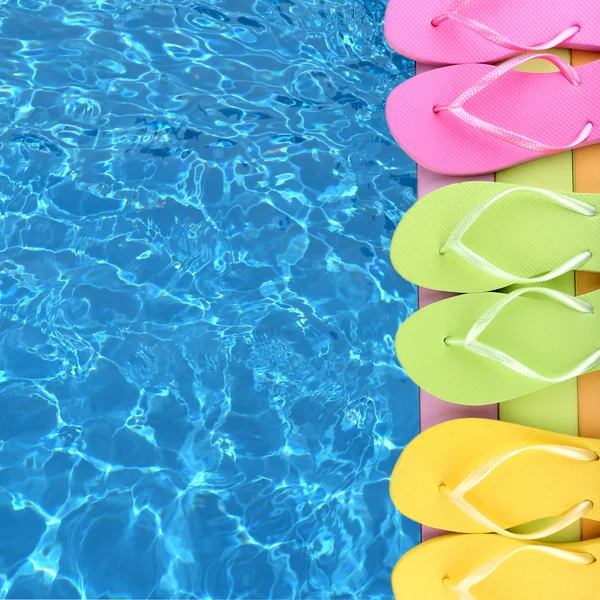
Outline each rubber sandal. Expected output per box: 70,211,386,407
390,418,600,538
396,287,600,405
384,0,599,66
391,182,600,293
392,533,599,600
386,54,599,176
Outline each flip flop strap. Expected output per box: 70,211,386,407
445,544,595,600
434,54,593,153
440,186,596,284
441,443,597,541
432,0,580,53
446,287,600,383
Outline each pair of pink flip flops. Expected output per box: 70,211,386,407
385,0,600,176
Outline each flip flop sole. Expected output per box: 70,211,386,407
385,0,600,65
391,182,600,293
392,533,600,600
386,60,600,176
391,419,600,535
396,287,600,405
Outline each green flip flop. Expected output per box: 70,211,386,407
391,182,600,293
396,287,600,405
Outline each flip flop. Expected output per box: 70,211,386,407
390,419,600,539
391,182,600,293
386,54,599,176
395,287,600,405
392,533,600,600
384,0,600,66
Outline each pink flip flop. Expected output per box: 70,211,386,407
384,0,600,65
386,54,599,176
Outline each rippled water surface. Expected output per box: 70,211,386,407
0,0,417,597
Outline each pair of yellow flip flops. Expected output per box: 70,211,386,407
392,182,600,406
391,419,600,599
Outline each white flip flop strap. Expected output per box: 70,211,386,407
445,544,595,600
434,54,593,154
442,443,597,541
432,0,580,53
441,186,596,284
446,287,600,383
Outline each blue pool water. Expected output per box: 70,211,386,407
0,1,418,597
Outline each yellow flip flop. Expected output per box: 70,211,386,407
391,419,600,539
392,533,600,600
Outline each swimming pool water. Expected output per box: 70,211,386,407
0,1,418,597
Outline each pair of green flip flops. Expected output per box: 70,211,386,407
394,182,600,406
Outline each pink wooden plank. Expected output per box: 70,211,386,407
414,65,498,542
